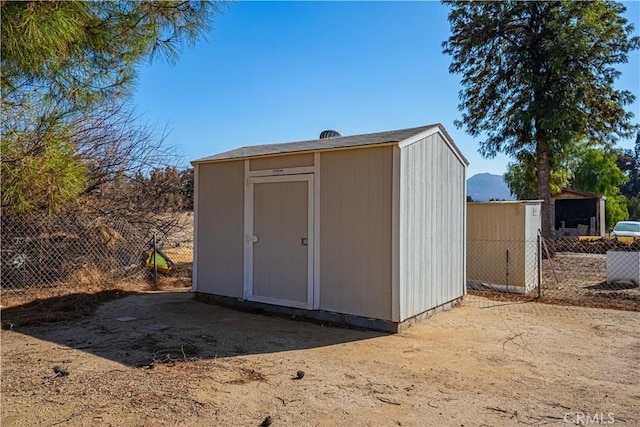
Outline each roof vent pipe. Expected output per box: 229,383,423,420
319,130,342,139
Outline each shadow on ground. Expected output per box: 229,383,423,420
1,290,383,368
585,281,639,291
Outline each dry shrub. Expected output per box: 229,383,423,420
66,265,113,286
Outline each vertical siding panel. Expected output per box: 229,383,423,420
452,137,462,300
443,145,452,304
433,139,441,308
321,155,341,305
405,148,413,317
424,138,433,311
320,146,393,320
399,134,465,320
382,148,393,313
444,141,452,302
437,137,445,306
196,161,245,297
426,136,435,310
339,152,354,307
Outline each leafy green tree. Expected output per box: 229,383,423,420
443,1,639,236
505,144,630,227
627,197,640,220
504,151,570,200
570,148,629,227
572,149,628,197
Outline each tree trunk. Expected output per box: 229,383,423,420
536,136,554,238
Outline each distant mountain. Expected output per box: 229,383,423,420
467,173,515,201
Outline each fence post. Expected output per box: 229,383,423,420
537,233,542,299
505,249,510,293
153,233,158,288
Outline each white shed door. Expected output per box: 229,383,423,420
247,175,313,309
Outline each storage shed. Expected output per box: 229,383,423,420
552,188,606,236
467,201,542,294
191,124,468,332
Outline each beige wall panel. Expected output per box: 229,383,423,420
320,146,393,320
196,161,245,297
400,134,466,320
467,203,526,241
249,153,314,171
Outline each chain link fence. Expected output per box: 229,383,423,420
1,212,194,299
3,210,638,313
467,235,640,311
467,238,542,295
540,237,640,311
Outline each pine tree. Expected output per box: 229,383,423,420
443,1,639,236
1,1,219,215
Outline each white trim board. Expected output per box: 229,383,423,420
398,126,469,167
462,166,467,296
192,164,200,292
246,294,311,310
313,152,321,310
398,148,407,321
391,146,400,322
243,160,253,299
246,166,315,178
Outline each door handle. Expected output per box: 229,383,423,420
247,235,258,243
301,237,308,246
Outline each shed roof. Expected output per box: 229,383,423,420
193,124,461,164
553,188,606,199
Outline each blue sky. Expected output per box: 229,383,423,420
133,1,640,178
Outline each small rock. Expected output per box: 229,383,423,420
52,366,69,377
295,370,305,380
260,415,272,426
1,321,13,330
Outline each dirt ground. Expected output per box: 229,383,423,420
2,290,639,426
469,252,640,312
540,253,640,311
